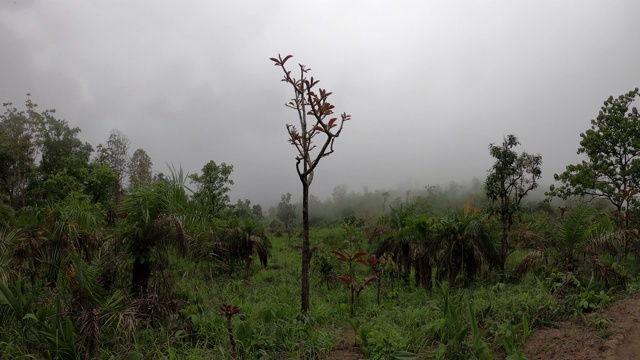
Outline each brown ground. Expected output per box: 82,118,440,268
324,328,363,360
525,292,640,360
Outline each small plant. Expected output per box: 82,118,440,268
493,315,532,360
331,249,378,315
360,254,384,305
313,249,336,291
361,325,413,360
220,304,240,358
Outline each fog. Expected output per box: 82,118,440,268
1,1,639,207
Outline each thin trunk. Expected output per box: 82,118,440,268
227,316,238,358
131,256,151,297
401,242,411,286
301,182,310,313
500,216,510,271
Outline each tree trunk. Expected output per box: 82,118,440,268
500,216,510,271
131,256,151,297
301,182,310,313
401,242,411,286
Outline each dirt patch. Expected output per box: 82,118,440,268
324,328,364,360
525,292,640,360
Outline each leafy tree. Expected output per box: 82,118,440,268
271,54,352,313
548,88,640,229
96,130,130,200
39,118,92,177
252,204,264,220
485,134,542,270
0,96,47,207
276,192,296,231
32,117,104,205
381,191,390,214
189,160,234,217
232,198,252,218
128,148,153,189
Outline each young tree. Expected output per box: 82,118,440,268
128,148,153,189
485,134,542,270
0,96,47,207
276,192,296,231
96,130,130,205
252,204,264,220
271,54,352,313
189,160,234,217
548,88,640,229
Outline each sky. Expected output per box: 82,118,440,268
1,0,639,207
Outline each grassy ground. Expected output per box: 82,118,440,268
140,230,595,360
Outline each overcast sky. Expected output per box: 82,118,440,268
1,0,639,207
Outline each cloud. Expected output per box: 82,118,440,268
1,0,639,206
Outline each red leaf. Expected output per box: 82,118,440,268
337,276,352,286
363,274,379,286
269,57,279,63
328,118,337,127
368,256,381,266
330,249,348,262
356,258,368,265
282,55,293,63
312,125,325,132
353,251,368,259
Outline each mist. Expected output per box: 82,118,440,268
1,1,638,207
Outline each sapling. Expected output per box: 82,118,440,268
331,249,378,316
359,254,383,306
220,304,240,358
271,54,352,313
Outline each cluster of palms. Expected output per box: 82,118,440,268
0,170,269,358
369,201,633,291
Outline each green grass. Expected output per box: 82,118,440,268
1,227,637,359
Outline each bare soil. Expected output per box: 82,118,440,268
324,328,363,360
525,292,640,360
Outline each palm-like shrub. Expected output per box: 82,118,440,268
120,177,188,297
516,207,617,276
435,204,499,287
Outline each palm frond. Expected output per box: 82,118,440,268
589,255,625,286
586,229,639,254
151,214,188,256
80,306,101,357
515,250,546,277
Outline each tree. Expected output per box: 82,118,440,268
188,160,234,217
485,134,542,270
276,193,296,231
39,118,92,176
548,88,640,229
0,96,47,207
128,148,153,189
252,204,264,220
96,129,130,198
271,54,352,313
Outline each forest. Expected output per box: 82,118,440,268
0,79,639,359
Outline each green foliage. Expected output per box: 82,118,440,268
427,284,493,360
361,325,409,360
276,192,296,231
486,134,542,269
189,160,234,217
549,88,640,229
128,148,153,190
